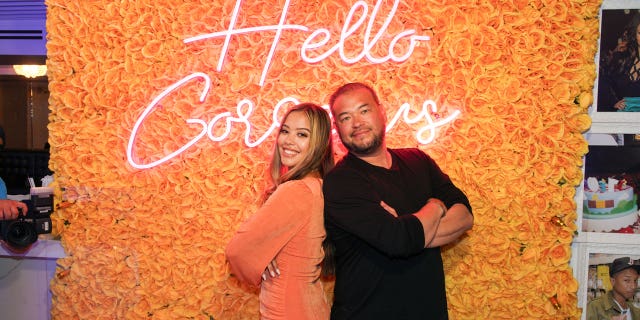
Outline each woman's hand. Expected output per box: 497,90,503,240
614,99,626,111
380,201,398,217
261,259,280,280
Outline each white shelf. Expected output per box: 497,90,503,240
574,232,640,245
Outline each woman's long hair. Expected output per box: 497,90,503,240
262,102,336,278
608,14,640,76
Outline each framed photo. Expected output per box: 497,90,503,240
590,2,640,124
572,242,640,320
575,133,640,243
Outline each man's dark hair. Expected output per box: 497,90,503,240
328,82,381,113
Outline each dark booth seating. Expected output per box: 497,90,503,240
0,149,53,195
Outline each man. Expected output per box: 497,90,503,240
587,257,640,320
323,82,474,319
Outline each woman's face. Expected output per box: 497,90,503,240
636,23,640,45
277,111,311,169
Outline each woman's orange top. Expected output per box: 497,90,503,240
225,176,330,320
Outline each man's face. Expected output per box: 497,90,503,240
611,268,639,301
331,87,386,156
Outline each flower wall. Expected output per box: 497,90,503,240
46,0,600,319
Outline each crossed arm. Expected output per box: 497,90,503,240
425,203,473,247
382,200,473,248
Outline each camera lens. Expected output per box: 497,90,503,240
3,221,38,248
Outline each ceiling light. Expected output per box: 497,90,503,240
12,64,47,78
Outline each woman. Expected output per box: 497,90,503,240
599,13,640,112
225,102,334,319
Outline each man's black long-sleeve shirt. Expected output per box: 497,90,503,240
323,148,472,320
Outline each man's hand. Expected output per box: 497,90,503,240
0,200,28,220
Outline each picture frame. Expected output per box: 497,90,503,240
571,242,640,320
574,133,640,244
589,1,640,124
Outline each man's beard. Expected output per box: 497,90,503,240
341,130,384,156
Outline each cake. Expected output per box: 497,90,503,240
583,177,639,232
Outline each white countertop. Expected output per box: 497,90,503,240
0,238,65,259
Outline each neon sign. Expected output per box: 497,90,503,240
183,0,431,85
127,0,459,169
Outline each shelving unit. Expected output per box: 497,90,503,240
570,2,640,318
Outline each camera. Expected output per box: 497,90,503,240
0,187,53,249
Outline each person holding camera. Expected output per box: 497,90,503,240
0,199,27,220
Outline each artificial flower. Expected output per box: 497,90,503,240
45,0,601,318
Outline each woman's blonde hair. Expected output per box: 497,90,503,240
264,102,334,199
